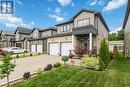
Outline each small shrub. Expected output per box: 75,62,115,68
53,62,61,68
44,64,52,71
16,54,19,58
81,57,100,70
30,53,33,56
36,68,43,76
23,72,30,79
38,52,41,55
74,44,87,58
61,56,69,64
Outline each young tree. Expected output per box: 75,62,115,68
0,54,16,87
99,39,110,69
61,56,69,64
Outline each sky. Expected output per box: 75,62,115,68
0,0,128,32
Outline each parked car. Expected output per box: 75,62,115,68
3,47,28,54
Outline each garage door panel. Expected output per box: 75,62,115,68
61,42,72,56
49,43,59,55
37,45,42,53
31,45,36,52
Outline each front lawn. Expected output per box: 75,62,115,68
11,56,130,87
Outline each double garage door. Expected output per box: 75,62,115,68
49,42,72,56
31,44,43,53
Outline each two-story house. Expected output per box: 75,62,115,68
123,0,130,57
29,27,57,53
0,30,15,48
47,9,109,56
14,27,32,49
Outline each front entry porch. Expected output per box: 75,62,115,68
72,25,98,54
72,34,97,54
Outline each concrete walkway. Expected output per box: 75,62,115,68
0,55,61,85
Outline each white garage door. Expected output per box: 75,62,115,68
31,45,36,52
49,43,59,55
61,42,72,56
37,45,43,53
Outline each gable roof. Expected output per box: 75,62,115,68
56,9,109,31
14,27,32,34
31,27,57,33
39,27,57,32
123,0,130,29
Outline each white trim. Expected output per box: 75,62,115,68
89,33,92,51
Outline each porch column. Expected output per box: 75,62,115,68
89,33,92,51
72,35,75,50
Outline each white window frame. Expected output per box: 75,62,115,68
77,18,90,27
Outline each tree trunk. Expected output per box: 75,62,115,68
7,75,9,87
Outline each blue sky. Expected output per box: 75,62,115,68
0,0,128,32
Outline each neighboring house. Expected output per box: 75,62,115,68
123,0,130,57
109,41,124,53
0,30,15,48
29,27,57,53
47,9,109,56
14,27,32,49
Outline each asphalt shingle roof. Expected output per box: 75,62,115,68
15,27,32,34
2,30,15,36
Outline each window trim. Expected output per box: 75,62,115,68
77,18,90,27
60,25,70,32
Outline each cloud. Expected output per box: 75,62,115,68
55,7,61,14
90,0,97,6
0,14,35,28
86,0,104,6
71,3,75,7
57,0,72,6
110,27,122,33
49,14,64,22
17,0,23,6
103,0,127,11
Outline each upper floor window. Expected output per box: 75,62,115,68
77,18,89,27
60,25,70,32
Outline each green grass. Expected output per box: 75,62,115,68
11,56,130,87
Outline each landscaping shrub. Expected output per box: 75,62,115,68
99,58,106,71
30,53,33,56
38,52,41,55
53,62,61,68
61,56,69,64
99,39,110,70
16,54,19,58
81,57,100,70
44,64,52,71
23,72,30,79
74,44,87,58
36,68,43,76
